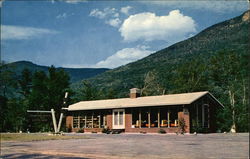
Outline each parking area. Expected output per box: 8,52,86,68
1,133,249,159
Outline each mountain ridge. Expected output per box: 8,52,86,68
3,60,110,83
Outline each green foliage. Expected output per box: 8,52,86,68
18,69,32,98
173,55,209,93
191,119,209,133
1,98,27,132
141,70,165,96
76,80,98,101
102,127,111,134
0,64,71,132
178,118,186,134
0,62,18,98
77,128,84,133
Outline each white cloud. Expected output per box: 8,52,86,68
1,25,59,40
65,0,87,4
120,6,132,15
89,7,122,27
56,13,67,19
106,18,122,28
141,1,248,13
51,0,87,4
119,10,196,42
89,7,118,19
95,45,154,68
89,9,106,19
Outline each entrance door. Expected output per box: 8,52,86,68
112,109,125,129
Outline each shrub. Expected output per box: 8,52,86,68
102,128,111,134
158,129,166,134
178,117,186,134
77,128,84,133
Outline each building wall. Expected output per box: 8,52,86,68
66,116,73,131
107,114,112,129
188,95,219,133
65,106,192,134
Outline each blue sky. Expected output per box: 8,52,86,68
1,0,249,68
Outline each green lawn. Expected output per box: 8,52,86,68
1,133,91,142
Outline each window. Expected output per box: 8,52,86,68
132,108,140,128
73,116,79,128
150,108,159,128
168,107,179,127
160,108,168,127
86,114,93,128
114,112,118,125
93,114,100,128
203,104,209,128
80,116,86,128
141,108,149,128
119,111,123,125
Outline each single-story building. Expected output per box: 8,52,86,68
65,88,223,133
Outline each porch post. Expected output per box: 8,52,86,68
148,108,151,128
196,103,199,122
208,105,210,128
202,106,205,127
139,109,141,128
99,114,101,128
78,116,80,128
91,112,94,128
158,108,160,128
103,115,106,127
85,115,87,128
167,109,170,128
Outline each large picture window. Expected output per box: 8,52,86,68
150,108,159,128
132,108,140,128
141,108,149,128
72,111,107,129
131,106,181,128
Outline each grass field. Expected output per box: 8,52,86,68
1,133,91,142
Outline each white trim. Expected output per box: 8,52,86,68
112,109,125,129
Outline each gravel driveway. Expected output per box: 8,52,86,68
1,133,249,159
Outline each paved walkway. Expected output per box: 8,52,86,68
1,133,249,159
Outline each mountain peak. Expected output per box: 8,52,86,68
242,10,250,22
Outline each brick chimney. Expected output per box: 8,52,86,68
130,88,140,98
